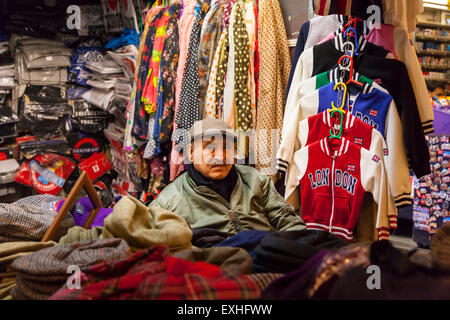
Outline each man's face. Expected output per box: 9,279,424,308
432,87,445,97
188,135,236,180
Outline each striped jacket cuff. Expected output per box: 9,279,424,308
389,215,398,229
394,193,412,208
276,158,289,173
422,120,434,135
378,228,390,240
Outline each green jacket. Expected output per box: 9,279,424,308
149,165,305,235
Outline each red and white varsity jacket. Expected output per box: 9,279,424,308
284,111,406,229
294,137,394,241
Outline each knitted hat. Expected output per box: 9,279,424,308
431,222,450,271
101,196,193,253
58,226,103,246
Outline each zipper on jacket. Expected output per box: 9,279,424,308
329,155,336,233
194,185,240,232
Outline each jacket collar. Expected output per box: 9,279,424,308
333,32,368,53
320,137,350,157
328,68,373,94
322,110,356,130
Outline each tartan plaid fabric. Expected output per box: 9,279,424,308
50,246,261,300
11,239,129,300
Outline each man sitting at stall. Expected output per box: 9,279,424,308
150,119,306,235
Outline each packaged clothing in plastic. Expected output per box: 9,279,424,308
68,46,103,86
78,152,112,181
17,45,72,69
18,85,71,137
81,88,114,111
69,99,109,133
0,159,20,184
85,55,123,75
107,44,138,80
14,153,76,195
17,139,71,160
16,55,68,85
0,106,19,140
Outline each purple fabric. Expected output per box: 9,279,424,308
57,197,113,228
261,250,329,300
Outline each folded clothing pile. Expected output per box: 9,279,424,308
0,44,14,89
253,230,349,273
18,85,70,138
14,38,71,86
11,238,129,300
0,241,56,300
49,245,261,300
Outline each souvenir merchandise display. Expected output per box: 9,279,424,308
413,135,450,247
0,0,449,303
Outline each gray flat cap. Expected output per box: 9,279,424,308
189,118,237,142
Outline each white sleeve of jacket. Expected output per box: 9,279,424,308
369,128,399,229
285,145,309,201
394,27,434,134
295,48,314,82
384,98,412,209
277,87,318,176
277,79,312,174
360,148,394,240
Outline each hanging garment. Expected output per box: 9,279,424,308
255,0,291,178
222,0,237,29
130,7,166,141
312,0,383,19
286,83,410,206
215,28,230,116
315,24,434,133
233,0,252,132
222,3,237,128
198,1,224,117
204,29,228,119
174,0,211,151
253,0,259,103
286,15,345,96
293,137,393,241
282,112,401,229
141,6,173,115
159,4,181,145
281,70,386,175
244,0,257,126
170,0,204,181
125,7,161,150
291,46,430,178
383,0,424,33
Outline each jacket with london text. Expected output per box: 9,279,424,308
294,137,394,241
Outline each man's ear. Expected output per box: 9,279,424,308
187,143,194,163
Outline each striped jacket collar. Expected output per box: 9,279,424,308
333,31,368,53
319,136,351,157
322,110,356,130
328,68,374,94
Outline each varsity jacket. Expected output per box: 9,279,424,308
278,82,411,210
294,137,393,241
281,69,388,170
317,25,434,133
292,46,430,178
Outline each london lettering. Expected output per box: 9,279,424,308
355,111,379,130
309,169,357,195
